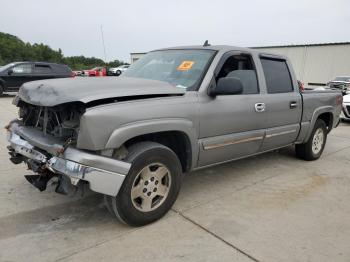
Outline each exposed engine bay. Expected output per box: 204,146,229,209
17,100,85,143
9,101,86,194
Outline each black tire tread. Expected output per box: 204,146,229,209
295,119,327,161
107,141,182,226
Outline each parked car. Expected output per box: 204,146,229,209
327,76,350,95
341,94,350,120
0,62,73,96
109,64,130,76
73,70,84,77
83,67,107,77
6,45,342,226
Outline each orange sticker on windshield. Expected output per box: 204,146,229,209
177,61,195,71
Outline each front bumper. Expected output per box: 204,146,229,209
7,121,131,196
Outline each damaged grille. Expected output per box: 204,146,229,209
18,102,85,141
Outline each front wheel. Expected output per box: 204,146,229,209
105,142,183,226
295,119,327,161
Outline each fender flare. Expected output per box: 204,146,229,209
105,118,198,169
303,106,334,143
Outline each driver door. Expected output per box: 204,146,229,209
198,52,267,166
6,63,33,89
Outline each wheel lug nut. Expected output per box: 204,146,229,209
143,188,147,193
144,181,149,185
155,181,159,185
147,192,151,196
150,177,155,182
153,188,157,192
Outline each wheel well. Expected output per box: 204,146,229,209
124,131,192,173
318,112,333,131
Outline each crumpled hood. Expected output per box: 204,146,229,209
18,77,185,106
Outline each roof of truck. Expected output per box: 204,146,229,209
155,45,286,59
157,45,251,52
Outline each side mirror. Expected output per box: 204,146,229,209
209,77,243,97
7,69,13,75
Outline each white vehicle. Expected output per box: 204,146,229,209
342,94,350,120
109,64,130,76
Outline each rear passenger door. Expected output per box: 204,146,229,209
259,56,302,151
33,64,55,81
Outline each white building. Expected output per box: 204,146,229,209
131,42,350,85
254,42,350,86
130,53,146,64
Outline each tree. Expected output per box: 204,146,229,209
0,31,126,70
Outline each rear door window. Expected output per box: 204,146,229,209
34,64,53,74
260,58,293,93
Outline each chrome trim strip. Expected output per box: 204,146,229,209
265,129,296,138
203,136,264,150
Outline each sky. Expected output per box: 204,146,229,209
1,0,349,63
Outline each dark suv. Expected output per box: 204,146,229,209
0,62,73,95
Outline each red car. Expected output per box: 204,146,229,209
83,67,107,77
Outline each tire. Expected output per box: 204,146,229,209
295,119,327,161
0,84,3,97
105,141,183,226
116,70,122,76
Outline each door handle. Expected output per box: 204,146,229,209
255,103,265,112
290,101,298,109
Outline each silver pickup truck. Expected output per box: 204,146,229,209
6,45,342,226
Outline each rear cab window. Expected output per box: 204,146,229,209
260,57,294,93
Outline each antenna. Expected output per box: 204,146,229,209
203,40,210,47
100,25,107,62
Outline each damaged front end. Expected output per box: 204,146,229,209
6,99,131,196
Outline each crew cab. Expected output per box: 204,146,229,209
6,45,342,226
0,62,73,96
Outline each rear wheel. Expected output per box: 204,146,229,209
295,119,327,161
116,70,122,76
0,84,3,96
105,142,183,226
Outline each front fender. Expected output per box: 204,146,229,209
105,118,198,168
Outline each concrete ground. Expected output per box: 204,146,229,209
0,94,350,262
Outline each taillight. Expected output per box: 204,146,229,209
336,95,343,105
298,81,305,92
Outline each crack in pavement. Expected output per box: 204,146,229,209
176,211,260,262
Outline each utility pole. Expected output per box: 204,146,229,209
100,25,107,62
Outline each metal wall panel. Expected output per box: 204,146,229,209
255,44,350,85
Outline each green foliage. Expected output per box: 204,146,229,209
0,32,127,70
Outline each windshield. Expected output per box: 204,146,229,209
334,76,350,82
123,49,216,90
0,63,15,72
